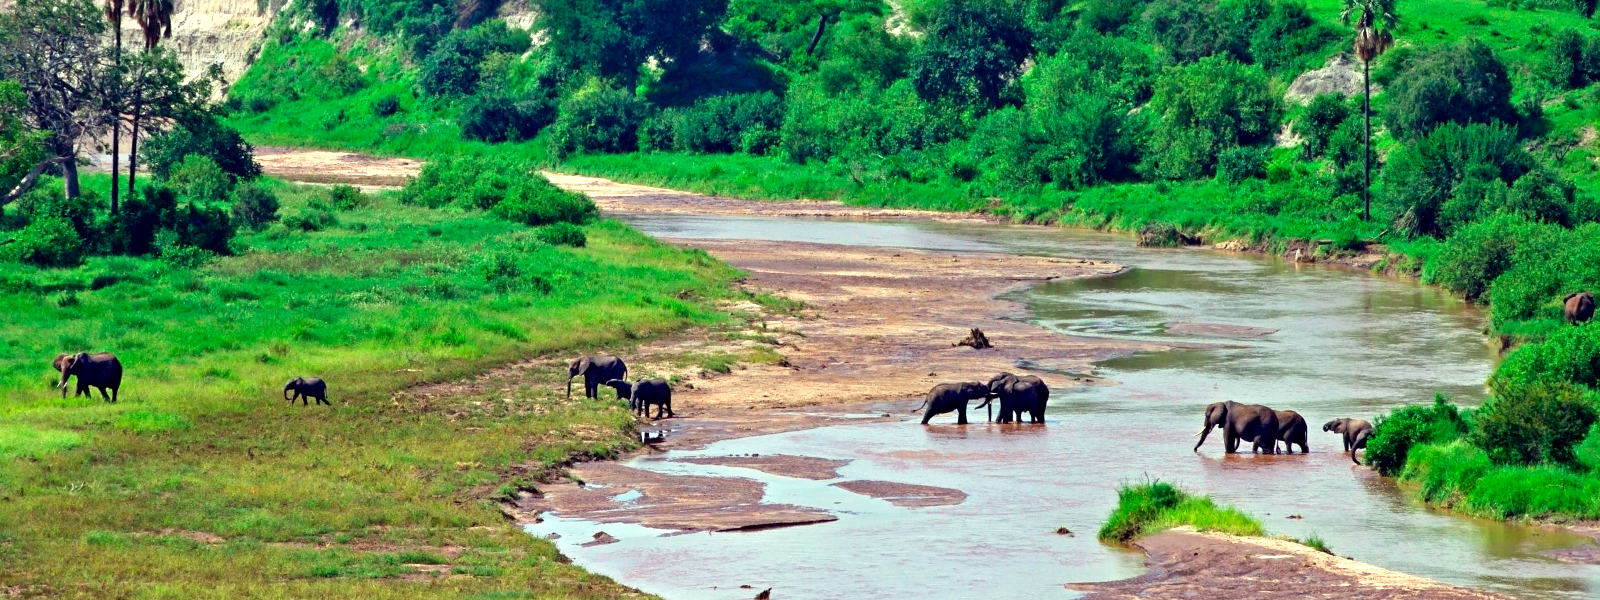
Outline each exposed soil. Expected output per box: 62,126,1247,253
510,462,837,532
542,172,992,222
1074,529,1510,599
674,455,853,480
830,480,967,507
1541,521,1600,564
255,147,423,189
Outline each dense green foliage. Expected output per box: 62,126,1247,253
1365,394,1470,475
1098,481,1264,543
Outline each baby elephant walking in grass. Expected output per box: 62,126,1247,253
605,378,674,419
284,377,329,406
1324,418,1373,464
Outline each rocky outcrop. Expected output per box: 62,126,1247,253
1285,53,1366,105
166,0,285,86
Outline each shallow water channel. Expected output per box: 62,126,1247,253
527,215,1600,599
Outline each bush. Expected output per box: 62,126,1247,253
549,82,647,157
230,184,281,230
535,222,587,247
490,179,598,227
418,20,531,96
326,185,367,210
371,94,401,117
1495,324,1600,390
168,202,235,255
461,93,554,143
1296,94,1353,160
1575,422,1600,472
643,92,784,154
1427,213,1549,300
1142,57,1280,180
2,215,84,267
142,113,261,180
284,205,337,232
1098,481,1263,543
1365,394,1470,475
1216,146,1268,184
1383,122,1536,238
1474,382,1597,467
1383,38,1516,140
167,155,233,202
909,0,1032,108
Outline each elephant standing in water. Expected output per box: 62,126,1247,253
977,372,1049,423
57,352,122,403
568,355,627,399
913,382,990,425
1275,410,1309,454
1194,401,1280,454
1566,292,1595,325
1324,418,1374,464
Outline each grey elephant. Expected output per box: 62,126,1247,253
57,352,122,403
1194,401,1280,454
568,355,628,399
913,381,990,425
604,378,674,419
52,353,89,398
976,372,1049,423
284,377,329,406
1275,410,1309,454
1565,292,1595,325
1324,418,1373,464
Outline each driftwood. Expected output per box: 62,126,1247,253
955,328,992,349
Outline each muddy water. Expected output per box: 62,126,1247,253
528,215,1600,599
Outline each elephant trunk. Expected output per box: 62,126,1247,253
1193,425,1214,452
566,377,574,398
283,384,294,401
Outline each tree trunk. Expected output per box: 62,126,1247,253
128,109,140,192
110,21,122,214
806,12,831,56
62,157,80,199
1362,59,1371,223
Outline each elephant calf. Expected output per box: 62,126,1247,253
55,352,122,403
1275,410,1309,454
284,377,329,406
1324,418,1373,465
914,382,989,425
606,378,674,419
1565,291,1595,325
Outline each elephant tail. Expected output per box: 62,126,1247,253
910,399,929,414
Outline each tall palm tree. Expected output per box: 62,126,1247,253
126,0,173,192
103,0,126,214
1342,0,1397,222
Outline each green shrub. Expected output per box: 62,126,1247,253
168,202,236,255
1141,57,1279,180
1474,382,1596,466
909,0,1032,108
535,222,586,247
418,20,530,96
1383,122,1535,238
142,113,261,180
2,215,84,267
549,82,647,157
284,204,337,232
1574,422,1600,472
371,94,401,117
1296,94,1353,160
167,155,233,202
643,92,784,154
1427,213,1548,300
230,184,281,230
326,185,367,210
1098,481,1263,543
489,179,598,227
1383,38,1515,140
1216,146,1268,184
1403,441,1493,509
1495,325,1600,390
1366,394,1470,475
461,93,554,143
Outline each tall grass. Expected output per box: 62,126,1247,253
1098,481,1264,544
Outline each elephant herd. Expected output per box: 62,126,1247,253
914,372,1049,425
568,354,674,419
53,350,332,407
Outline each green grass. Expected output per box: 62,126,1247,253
1098,481,1265,544
1299,534,1333,555
1399,440,1600,520
0,179,748,597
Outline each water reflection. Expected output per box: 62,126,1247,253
524,215,1600,599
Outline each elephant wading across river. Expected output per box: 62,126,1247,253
1275,410,1308,454
568,355,627,399
914,382,990,425
977,372,1049,423
1325,418,1373,464
56,352,122,403
1194,401,1280,454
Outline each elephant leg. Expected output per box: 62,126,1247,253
921,410,934,425
957,406,968,425
98,386,111,402
1224,431,1238,454
111,386,118,404
318,395,330,406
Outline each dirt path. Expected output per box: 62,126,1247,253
255,148,1506,599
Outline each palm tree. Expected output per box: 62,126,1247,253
103,0,126,214
126,0,173,193
1342,0,1397,222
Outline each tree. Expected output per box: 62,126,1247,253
0,81,52,208
909,0,1033,109
103,0,127,214
536,0,728,87
1341,0,1397,222
1141,57,1279,180
0,0,111,200
126,0,174,192
1383,38,1515,139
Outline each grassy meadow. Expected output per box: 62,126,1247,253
0,177,756,597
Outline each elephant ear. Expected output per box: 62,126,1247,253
74,352,90,368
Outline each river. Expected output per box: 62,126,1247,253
526,214,1600,599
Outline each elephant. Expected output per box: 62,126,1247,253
605,378,674,419
1324,418,1373,464
1274,410,1308,454
913,381,990,425
976,372,1049,423
1565,292,1595,325
52,353,90,398
568,355,627,399
57,352,122,403
1194,401,1280,454
284,377,329,406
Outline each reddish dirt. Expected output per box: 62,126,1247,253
255,147,422,189
513,462,837,532
1073,529,1510,599
674,455,853,480
542,172,994,222
830,480,967,508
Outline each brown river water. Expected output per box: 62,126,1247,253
526,215,1600,599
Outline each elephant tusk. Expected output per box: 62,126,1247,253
1192,431,1202,438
